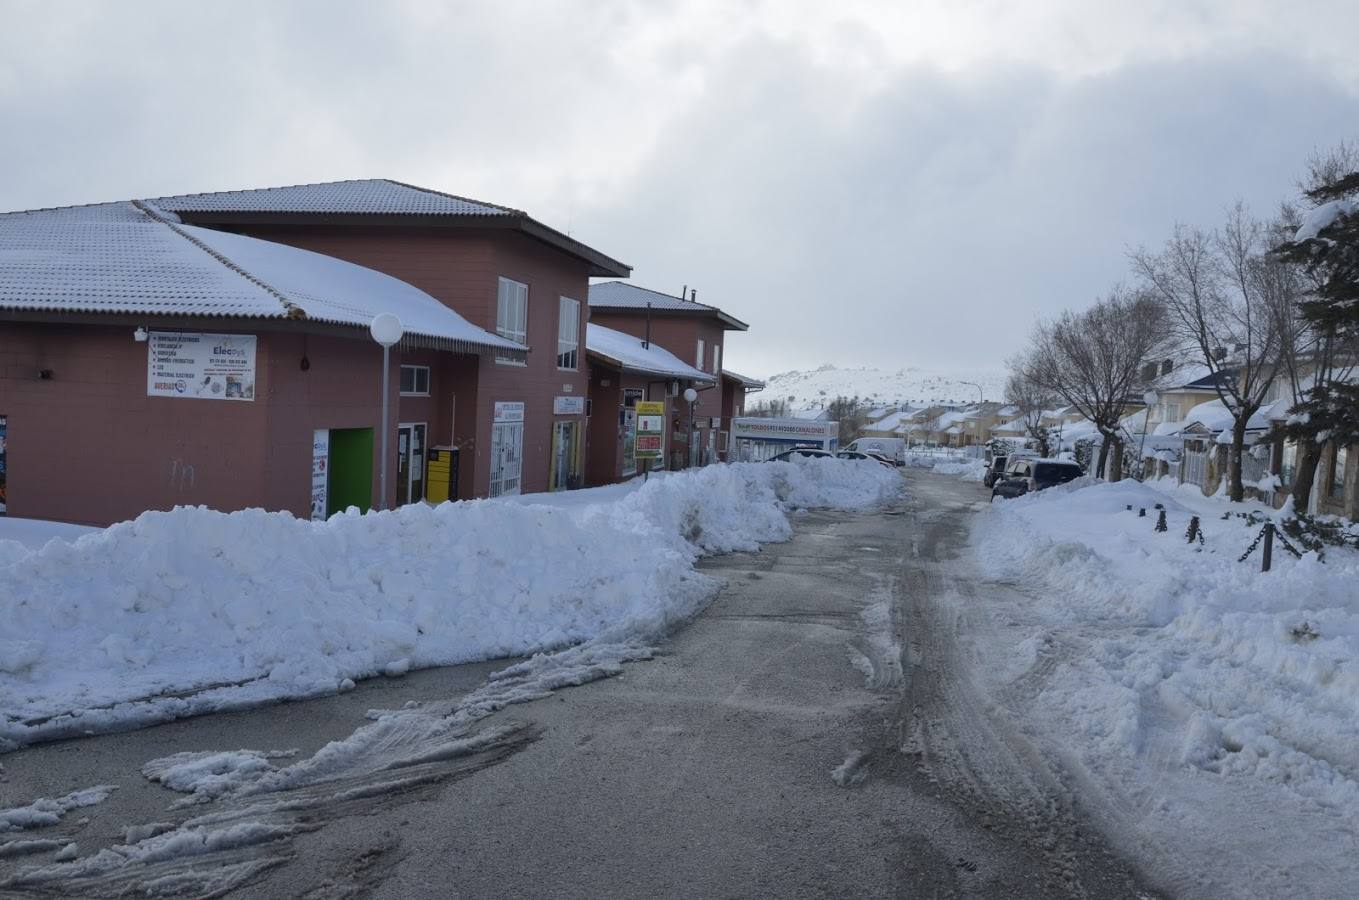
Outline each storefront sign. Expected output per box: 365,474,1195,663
553,396,586,416
310,429,329,521
494,401,525,423
623,388,644,407
635,400,665,460
147,332,257,400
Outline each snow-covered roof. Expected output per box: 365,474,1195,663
142,179,629,278
721,369,765,389
588,281,748,331
992,418,1028,434
864,410,911,431
586,324,714,382
0,201,525,357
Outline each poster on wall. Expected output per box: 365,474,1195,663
553,396,586,415
147,332,257,401
310,429,329,521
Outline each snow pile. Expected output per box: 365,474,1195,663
931,459,987,481
0,459,900,749
972,480,1359,881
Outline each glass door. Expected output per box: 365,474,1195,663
490,421,523,497
396,423,426,506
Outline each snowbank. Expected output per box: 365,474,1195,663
0,459,900,750
930,459,987,481
971,480,1359,893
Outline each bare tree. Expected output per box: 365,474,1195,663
1003,368,1056,457
1020,288,1164,479
1131,206,1296,501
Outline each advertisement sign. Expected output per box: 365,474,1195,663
553,396,586,416
623,388,644,408
494,401,525,424
147,332,257,401
635,400,665,460
310,429,329,521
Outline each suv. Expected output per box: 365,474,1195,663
982,450,1038,488
991,459,1083,499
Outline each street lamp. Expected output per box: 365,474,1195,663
370,313,404,510
683,386,698,468
960,381,983,404
1137,390,1158,481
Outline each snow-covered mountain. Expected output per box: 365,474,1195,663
759,364,1007,411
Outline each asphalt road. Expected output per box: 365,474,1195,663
0,472,1160,899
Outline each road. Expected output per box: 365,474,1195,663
0,472,1159,899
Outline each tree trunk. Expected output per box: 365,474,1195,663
1290,440,1322,512
1095,434,1111,479
1228,417,1248,502
1109,436,1124,482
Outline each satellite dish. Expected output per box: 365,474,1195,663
369,313,404,348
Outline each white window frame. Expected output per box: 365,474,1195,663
696,338,705,372
399,364,430,397
712,343,721,377
495,277,528,366
557,297,580,371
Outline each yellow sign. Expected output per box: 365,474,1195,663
635,401,665,459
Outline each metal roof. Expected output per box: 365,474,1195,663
149,178,517,218
721,369,765,389
0,201,526,358
588,281,749,331
144,179,630,278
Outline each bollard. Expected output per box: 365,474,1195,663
1262,522,1274,572
1139,508,1146,518
1126,504,1133,511
1186,515,1201,544
1155,509,1168,532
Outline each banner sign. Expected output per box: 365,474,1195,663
147,332,257,401
310,429,329,521
635,400,665,459
494,401,525,424
553,396,586,415
0,414,7,512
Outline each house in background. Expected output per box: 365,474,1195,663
587,282,750,468
584,325,713,486
147,179,631,499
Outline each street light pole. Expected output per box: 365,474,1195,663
960,381,983,404
370,314,404,511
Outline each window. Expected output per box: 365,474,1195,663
1162,401,1180,422
495,277,528,365
1279,441,1297,488
696,338,705,372
1329,443,1349,500
557,297,580,370
399,365,430,396
712,343,721,376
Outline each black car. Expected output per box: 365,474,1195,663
991,459,1084,499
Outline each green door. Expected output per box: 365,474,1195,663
327,427,373,515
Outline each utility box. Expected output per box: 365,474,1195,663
426,446,459,503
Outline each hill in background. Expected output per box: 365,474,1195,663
759,364,1007,412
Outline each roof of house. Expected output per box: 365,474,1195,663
863,410,911,431
0,201,525,358
588,281,749,331
586,324,714,382
143,178,630,278
721,369,765,389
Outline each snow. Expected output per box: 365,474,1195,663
762,364,1005,410
0,518,96,565
585,324,714,381
968,479,1359,896
1294,199,1358,242
1,786,116,833
0,459,901,750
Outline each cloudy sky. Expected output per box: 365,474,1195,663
3,0,1357,378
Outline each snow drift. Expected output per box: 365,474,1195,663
0,459,900,749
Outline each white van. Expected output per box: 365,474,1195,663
846,437,906,464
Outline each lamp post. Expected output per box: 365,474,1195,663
1137,390,1158,481
960,381,983,404
370,313,404,510
683,386,698,468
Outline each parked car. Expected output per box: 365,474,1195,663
836,450,896,469
990,459,1084,499
770,448,834,462
982,449,1039,487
